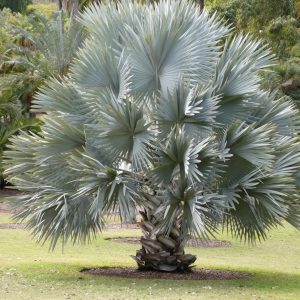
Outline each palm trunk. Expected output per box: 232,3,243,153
132,197,196,272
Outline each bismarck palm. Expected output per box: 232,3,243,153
4,0,300,272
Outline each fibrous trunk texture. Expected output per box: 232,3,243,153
132,207,196,272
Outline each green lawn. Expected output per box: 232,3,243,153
0,206,299,299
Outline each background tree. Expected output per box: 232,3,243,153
0,0,32,13
58,0,63,10
199,0,204,11
62,0,97,16
207,0,300,112
5,0,300,272
63,0,79,17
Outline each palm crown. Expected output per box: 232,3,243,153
4,0,300,272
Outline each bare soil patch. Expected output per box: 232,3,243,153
0,202,15,214
105,237,231,248
81,267,251,280
0,189,23,213
0,188,22,198
105,223,139,229
0,223,25,230
0,204,12,213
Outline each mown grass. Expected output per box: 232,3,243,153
0,204,300,299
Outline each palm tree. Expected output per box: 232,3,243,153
10,12,86,77
4,0,300,272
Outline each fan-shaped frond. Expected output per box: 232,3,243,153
251,92,300,137
84,98,154,170
226,122,275,168
124,2,229,98
69,153,138,223
212,34,275,125
155,81,220,139
39,115,85,156
71,47,131,98
4,131,41,177
215,34,275,98
150,132,213,185
32,78,91,123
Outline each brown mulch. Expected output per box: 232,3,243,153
81,267,252,280
105,237,231,248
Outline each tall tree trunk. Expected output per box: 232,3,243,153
0,176,5,189
58,0,63,10
64,0,80,20
70,0,80,19
199,0,204,11
131,196,196,272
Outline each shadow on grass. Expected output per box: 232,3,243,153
15,261,300,292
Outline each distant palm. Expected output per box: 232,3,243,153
5,0,300,272
4,12,86,76
1,12,86,112
0,12,85,187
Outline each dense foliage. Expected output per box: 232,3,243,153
208,0,300,106
0,98,41,188
0,6,85,187
0,0,32,13
4,0,300,272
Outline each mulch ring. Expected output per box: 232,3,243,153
81,267,252,280
105,237,231,248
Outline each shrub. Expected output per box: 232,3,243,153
209,0,296,30
290,43,300,58
27,3,57,18
0,9,85,188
